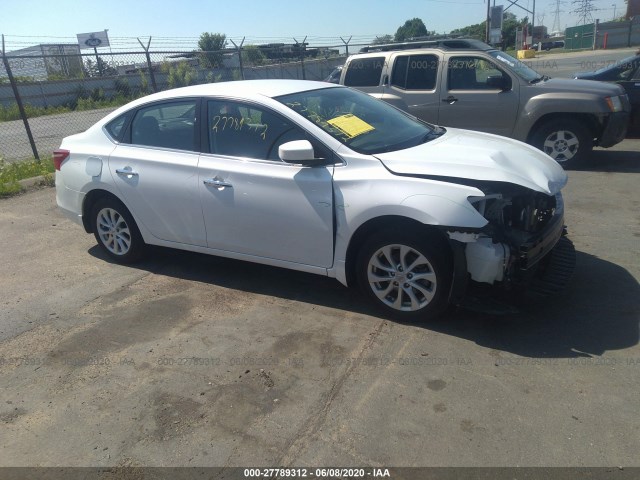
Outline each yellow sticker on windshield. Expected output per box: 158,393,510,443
327,114,374,139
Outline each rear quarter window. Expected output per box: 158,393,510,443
344,57,384,87
105,113,131,142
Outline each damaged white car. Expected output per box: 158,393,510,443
55,80,574,320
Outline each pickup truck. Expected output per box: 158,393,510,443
339,39,630,168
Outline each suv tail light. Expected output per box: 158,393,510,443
53,149,70,170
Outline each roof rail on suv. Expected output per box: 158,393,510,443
358,38,493,53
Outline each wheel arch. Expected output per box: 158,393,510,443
344,215,452,288
81,189,126,233
526,113,600,144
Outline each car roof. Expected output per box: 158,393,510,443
96,80,341,126
358,38,493,53
132,79,338,104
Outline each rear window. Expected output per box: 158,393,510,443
391,54,439,90
344,57,384,87
105,113,130,141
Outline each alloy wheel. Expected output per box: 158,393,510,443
366,243,437,312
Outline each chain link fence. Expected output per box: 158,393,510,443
0,42,347,162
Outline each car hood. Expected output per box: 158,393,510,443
374,128,568,195
536,77,624,96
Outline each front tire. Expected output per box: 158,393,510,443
531,118,593,168
91,197,145,263
356,231,452,321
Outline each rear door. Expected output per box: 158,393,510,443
381,52,442,124
108,98,207,246
437,54,519,136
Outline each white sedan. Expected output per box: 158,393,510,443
55,79,572,320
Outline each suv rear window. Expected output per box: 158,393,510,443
344,57,384,87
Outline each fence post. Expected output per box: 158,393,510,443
294,36,307,80
340,36,352,57
137,37,158,92
1,34,39,161
93,47,103,76
230,37,245,80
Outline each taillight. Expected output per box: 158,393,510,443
53,149,70,171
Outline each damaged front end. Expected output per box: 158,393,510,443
448,183,576,306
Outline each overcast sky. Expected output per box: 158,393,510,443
1,0,625,51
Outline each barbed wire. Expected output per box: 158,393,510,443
1,34,386,53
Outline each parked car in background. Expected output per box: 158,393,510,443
55,80,573,321
339,38,629,168
532,40,565,51
574,53,640,137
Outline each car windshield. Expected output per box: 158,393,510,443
594,55,639,74
489,50,540,82
276,87,436,155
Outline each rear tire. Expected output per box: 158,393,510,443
91,197,145,263
356,231,452,321
531,118,593,169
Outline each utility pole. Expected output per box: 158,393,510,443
486,0,491,42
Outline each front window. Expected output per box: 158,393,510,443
489,50,539,82
207,100,329,161
276,87,436,155
447,56,510,90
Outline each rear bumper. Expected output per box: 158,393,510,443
55,173,84,226
599,111,629,147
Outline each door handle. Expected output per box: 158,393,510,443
203,178,233,189
115,168,138,176
442,95,458,104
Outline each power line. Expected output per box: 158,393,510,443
572,0,595,25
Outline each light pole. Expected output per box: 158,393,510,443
612,4,617,20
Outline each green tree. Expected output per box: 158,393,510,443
373,34,394,45
450,12,527,48
501,12,522,48
394,18,428,42
84,57,117,77
450,20,485,39
198,32,227,68
242,45,267,66
162,61,196,88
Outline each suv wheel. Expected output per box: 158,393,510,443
91,197,146,263
356,231,451,321
532,118,593,168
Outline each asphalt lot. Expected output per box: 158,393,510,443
0,142,638,468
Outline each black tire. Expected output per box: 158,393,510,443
356,231,452,321
91,197,146,263
531,118,593,169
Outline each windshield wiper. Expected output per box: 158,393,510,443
422,126,446,143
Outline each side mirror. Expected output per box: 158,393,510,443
486,75,511,91
279,140,318,164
